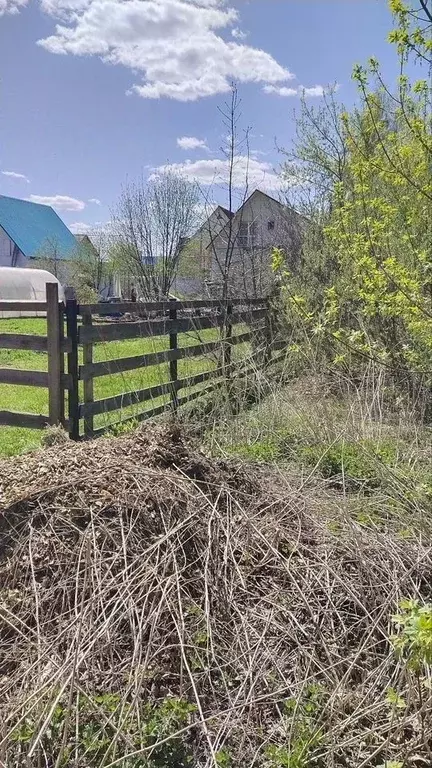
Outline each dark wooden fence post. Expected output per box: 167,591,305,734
59,301,65,426
169,298,178,413
46,282,63,426
82,308,94,436
66,298,80,440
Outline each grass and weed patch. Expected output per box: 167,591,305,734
10,693,196,767
212,377,431,490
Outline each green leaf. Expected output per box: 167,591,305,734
385,687,406,709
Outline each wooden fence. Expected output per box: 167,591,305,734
0,286,284,440
0,284,69,430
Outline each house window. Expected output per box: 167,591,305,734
238,221,257,248
238,222,249,248
268,220,275,231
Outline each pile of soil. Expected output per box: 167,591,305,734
0,424,431,766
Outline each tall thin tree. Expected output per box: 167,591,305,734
112,171,199,300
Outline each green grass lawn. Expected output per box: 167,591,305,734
0,317,251,457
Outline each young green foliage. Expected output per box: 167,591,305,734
276,1,432,404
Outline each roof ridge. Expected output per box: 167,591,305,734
0,195,77,260
0,194,51,209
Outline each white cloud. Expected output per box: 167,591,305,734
263,85,298,97
177,136,209,151
0,0,28,16
250,149,269,158
28,194,86,211
69,220,104,234
69,221,93,234
264,83,328,98
301,84,326,97
88,197,101,205
40,0,92,17
37,0,294,102
1,170,30,183
231,27,247,40
151,156,283,193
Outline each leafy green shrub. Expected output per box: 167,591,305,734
106,418,140,437
296,439,398,489
221,426,404,493
215,748,233,766
265,685,326,768
226,439,281,462
392,599,432,671
272,0,432,414
10,693,196,767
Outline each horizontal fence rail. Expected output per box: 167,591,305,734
0,301,48,313
77,309,267,344
0,289,286,441
0,369,71,388
88,349,286,439
0,334,71,353
0,410,52,429
78,363,240,420
0,333,49,352
78,330,256,381
80,297,267,316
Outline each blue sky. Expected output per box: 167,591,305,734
0,0,399,232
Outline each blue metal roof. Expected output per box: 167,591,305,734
0,195,77,259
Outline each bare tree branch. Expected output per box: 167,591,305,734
418,0,432,24
111,172,199,300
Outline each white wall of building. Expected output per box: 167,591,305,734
189,206,231,273
210,191,302,297
0,226,28,267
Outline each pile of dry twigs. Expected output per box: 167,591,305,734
0,423,431,767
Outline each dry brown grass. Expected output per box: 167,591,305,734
0,422,431,767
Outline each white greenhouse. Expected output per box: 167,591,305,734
0,267,64,318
